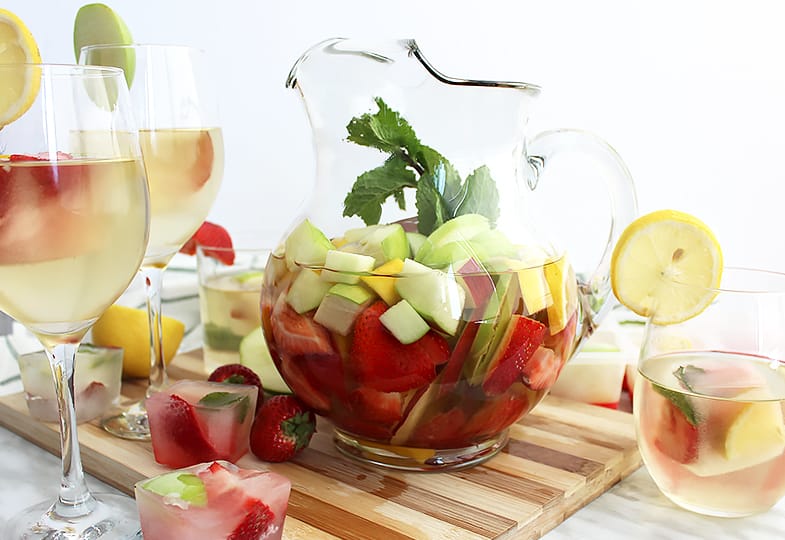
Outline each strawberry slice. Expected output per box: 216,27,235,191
437,318,481,398
270,293,335,358
482,315,547,395
227,498,274,540
180,221,235,265
653,396,699,464
350,301,449,393
347,387,403,424
150,394,218,468
407,407,467,448
462,393,530,441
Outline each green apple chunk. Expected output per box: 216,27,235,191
406,232,427,258
73,4,135,86
341,224,409,266
380,299,430,344
395,259,466,335
239,328,291,394
284,219,334,271
415,213,491,265
287,268,332,313
314,284,374,335
142,472,206,507
321,250,376,284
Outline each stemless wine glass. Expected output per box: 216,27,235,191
79,44,224,440
0,64,149,538
634,267,785,517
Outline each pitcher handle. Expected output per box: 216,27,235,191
526,128,638,339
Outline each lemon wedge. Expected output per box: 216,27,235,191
0,8,42,128
610,209,723,324
91,305,185,379
724,399,785,464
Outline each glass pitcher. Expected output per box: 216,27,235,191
261,38,638,471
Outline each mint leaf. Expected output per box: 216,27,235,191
415,171,448,234
453,165,500,226
652,383,700,426
343,156,417,225
346,97,421,156
198,392,251,424
343,97,502,235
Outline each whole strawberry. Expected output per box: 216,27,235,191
250,395,315,462
208,363,264,409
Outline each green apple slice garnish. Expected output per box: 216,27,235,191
74,3,135,87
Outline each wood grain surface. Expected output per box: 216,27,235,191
0,351,641,539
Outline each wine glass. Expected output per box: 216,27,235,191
0,64,149,538
79,44,224,440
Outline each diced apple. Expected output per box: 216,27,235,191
406,232,427,259
320,250,376,284
314,284,374,336
379,299,430,344
286,268,332,314
340,224,409,266
360,258,404,305
395,259,466,336
414,213,490,263
284,219,334,271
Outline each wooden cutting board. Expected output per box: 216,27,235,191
0,351,641,539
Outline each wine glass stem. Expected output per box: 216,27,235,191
48,342,96,518
144,265,167,397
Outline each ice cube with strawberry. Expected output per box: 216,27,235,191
135,460,290,540
146,380,257,468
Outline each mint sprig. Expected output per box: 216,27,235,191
343,97,500,235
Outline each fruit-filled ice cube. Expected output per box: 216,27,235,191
135,460,290,540
18,344,122,423
146,380,257,468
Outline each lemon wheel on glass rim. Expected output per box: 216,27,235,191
0,8,42,128
610,209,723,325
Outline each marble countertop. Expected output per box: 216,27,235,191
1,422,783,539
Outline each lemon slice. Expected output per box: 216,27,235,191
724,399,785,464
0,8,42,127
611,209,723,324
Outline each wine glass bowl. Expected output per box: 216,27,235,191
79,44,225,440
0,63,149,539
634,267,785,517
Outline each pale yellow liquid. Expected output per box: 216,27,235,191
139,127,224,266
635,351,785,517
0,158,149,344
199,273,262,373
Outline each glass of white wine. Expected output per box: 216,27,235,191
79,44,225,440
0,63,149,539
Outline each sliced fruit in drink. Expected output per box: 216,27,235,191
651,390,700,464
314,283,374,335
0,8,41,127
395,258,466,335
239,328,292,395
321,249,376,284
481,315,547,395
341,223,409,265
611,210,723,324
724,398,785,465
286,268,332,314
543,255,578,334
284,219,333,271
350,301,448,392
360,258,404,305
379,299,430,344
271,293,335,358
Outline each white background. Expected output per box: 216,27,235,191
7,0,785,270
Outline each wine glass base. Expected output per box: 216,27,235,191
333,428,509,471
101,401,151,441
3,493,141,539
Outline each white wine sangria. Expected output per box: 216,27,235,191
140,127,224,266
0,156,149,341
635,351,785,517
